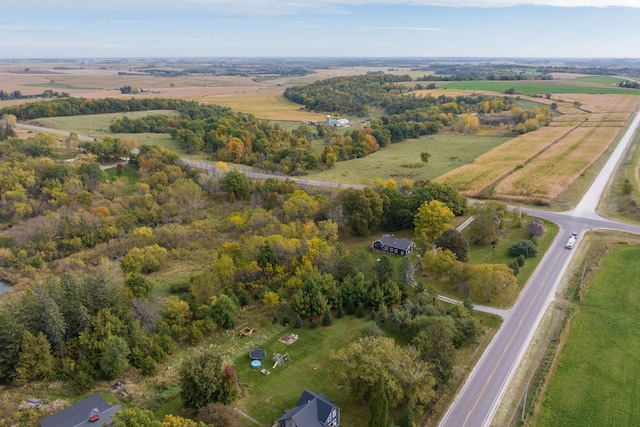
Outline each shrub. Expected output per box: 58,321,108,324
336,304,344,319
509,239,538,257
508,260,520,276
281,315,290,326
310,319,318,329
272,313,279,324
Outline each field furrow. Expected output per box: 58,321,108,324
435,125,575,195
493,125,619,202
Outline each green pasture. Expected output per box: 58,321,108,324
306,134,510,185
27,110,178,135
437,81,640,95
425,217,558,307
536,245,640,426
572,76,627,85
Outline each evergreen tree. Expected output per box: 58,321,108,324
346,299,356,315
336,303,344,319
355,304,365,318
294,314,302,329
15,331,55,384
322,307,333,326
272,313,279,324
368,375,389,427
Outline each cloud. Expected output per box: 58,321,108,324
11,0,640,15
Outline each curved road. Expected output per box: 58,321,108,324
15,111,640,426
439,107,640,427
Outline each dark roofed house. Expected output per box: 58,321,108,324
39,393,121,427
371,234,415,256
278,390,340,427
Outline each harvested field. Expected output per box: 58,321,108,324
555,94,640,114
494,125,619,202
435,125,574,194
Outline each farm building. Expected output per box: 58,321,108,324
39,394,121,427
371,234,415,256
278,390,340,427
325,115,349,127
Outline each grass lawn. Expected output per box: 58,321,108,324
535,245,640,426
105,163,140,192
233,316,372,426
305,133,510,186
424,217,558,308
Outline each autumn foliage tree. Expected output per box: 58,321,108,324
414,200,454,243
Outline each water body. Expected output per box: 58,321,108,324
0,279,10,295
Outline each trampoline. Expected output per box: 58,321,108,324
251,360,261,369
249,348,267,360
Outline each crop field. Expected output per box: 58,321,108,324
437,93,640,203
535,245,640,426
493,125,619,202
437,81,640,95
435,126,574,194
304,133,510,185
202,88,326,121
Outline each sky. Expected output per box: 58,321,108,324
2,0,640,59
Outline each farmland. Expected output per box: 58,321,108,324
437,94,640,204
535,245,640,426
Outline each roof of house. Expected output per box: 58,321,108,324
279,390,338,427
39,394,121,427
375,234,414,252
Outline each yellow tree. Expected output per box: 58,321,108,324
414,200,454,243
470,263,517,303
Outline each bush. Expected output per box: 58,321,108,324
281,315,289,326
272,313,279,324
508,260,520,276
310,319,318,329
509,239,538,257
197,402,242,427
516,254,525,266
370,310,376,321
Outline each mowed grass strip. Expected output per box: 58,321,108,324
494,125,619,202
535,245,640,426
435,126,574,195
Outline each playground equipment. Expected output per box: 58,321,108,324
250,360,261,369
272,353,290,369
249,348,266,360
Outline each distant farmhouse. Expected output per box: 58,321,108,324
39,394,121,427
278,390,340,427
371,234,415,256
325,115,349,127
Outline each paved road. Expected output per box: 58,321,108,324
439,107,640,427
16,111,640,426
16,123,95,142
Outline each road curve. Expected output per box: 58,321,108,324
15,123,95,142
439,104,640,427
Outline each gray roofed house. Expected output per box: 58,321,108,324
278,390,340,427
371,234,415,256
39,393,121,427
